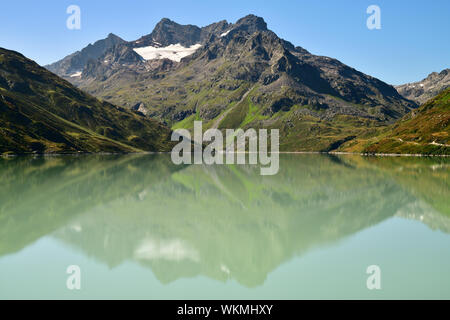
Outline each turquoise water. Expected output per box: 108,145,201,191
0,154,449,299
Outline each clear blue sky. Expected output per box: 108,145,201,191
0,0,448,85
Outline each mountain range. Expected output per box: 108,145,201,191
0,14,448,154
46,15,424,152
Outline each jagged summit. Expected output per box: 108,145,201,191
137,18,203,47
234,14,268,33
46,33,125,76
107,33,122,40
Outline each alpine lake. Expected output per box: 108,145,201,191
0,153,449,299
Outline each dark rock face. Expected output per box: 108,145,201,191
131,102,149,115
173,109,194,122
82,44,144,80
270,98,294,113
200,20,230,42
134,18,202,47
234,14,268,34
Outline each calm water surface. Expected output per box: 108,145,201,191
0,154,449,299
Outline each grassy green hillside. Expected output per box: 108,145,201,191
0,48,174,154
165,82,388,152
340,88,450,155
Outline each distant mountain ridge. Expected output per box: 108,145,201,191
46,14,417,152
396,69,450,104
132,18,228,48
45,15,275,77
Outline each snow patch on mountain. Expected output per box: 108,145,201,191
220,30,231,37
133,43,202,62
134,238,200,262
70,71,82,77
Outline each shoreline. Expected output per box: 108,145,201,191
1,151,449,158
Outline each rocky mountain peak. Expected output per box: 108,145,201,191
143,18,202,47
106,33,122,41
157,17,174,25
234,14,268,33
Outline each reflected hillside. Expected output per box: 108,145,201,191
361,156,450,217
1,154,449,287
354,156,450,232
0,155,181,256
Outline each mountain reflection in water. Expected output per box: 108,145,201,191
0,154,449,289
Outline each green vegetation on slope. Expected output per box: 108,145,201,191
212,88,386,152
358,88,450,155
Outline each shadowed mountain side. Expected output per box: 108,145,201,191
46,33,126,76
0,48,174,154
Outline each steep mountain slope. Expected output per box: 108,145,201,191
46,33,126,77
342,88,450,155
0,48,174,154
48,15,417,151
396,69,450,104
